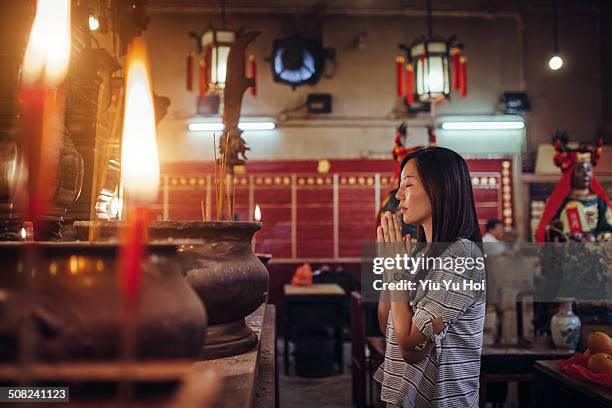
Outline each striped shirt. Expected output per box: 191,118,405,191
374,239,486,408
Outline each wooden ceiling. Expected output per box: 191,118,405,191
146,0,601,14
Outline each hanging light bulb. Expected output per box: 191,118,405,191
548,0,564,71
548,55,563,70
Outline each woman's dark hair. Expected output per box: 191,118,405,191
399,147,482,247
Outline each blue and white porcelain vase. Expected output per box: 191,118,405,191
551,300,581,350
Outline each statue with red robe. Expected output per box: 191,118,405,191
535,132,611,242
533,132,611,332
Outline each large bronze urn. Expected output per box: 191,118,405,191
0,242,207,361
149,221,269,359
73,220,269,359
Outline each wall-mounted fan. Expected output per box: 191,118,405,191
270,35,335,88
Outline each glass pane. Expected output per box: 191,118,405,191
426,56,445,94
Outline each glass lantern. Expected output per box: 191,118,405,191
201,29,235,92
410,40,450,103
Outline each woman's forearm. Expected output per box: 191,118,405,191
378,299,391,335
390,301,415,346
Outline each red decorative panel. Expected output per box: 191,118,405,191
157,158,514,260
296,179,333,258
253,183,292,258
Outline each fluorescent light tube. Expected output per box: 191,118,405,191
238,122,276,130
188,122,224,131
188,121,276,132
441,121,525,130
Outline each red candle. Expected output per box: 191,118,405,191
20,0,71,230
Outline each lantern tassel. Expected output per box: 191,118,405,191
198,57,207,102
186,53,194,92
460,56,468,97
405,64,414,105
395,56,405,97
452,48,461,91
248,54,257,97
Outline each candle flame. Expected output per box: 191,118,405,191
254,204,261,221
23,0,71,85
120,38,160,203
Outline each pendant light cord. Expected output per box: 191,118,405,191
553,0,559,54
427,0,433,38
220,0,227,29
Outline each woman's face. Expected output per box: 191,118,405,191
395,159,432,225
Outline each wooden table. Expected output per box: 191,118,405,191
534,360,612,408
480,341,574,407
283,283,346,375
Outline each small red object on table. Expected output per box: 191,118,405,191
558,353,612,388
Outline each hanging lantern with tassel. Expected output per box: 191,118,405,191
399,0,467,105
201,29,235,92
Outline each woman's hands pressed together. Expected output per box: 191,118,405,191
377,211,412,293
377,211,411,250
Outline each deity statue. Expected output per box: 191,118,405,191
535,132,611,242
533,132,611,333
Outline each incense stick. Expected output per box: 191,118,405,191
231,173,236,219
200,200,205,221
221,130,231,220
226,174,231,220
212,133,219,220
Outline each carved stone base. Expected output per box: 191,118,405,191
200,319,258,360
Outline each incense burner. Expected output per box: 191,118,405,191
73,220,269,359
0,128,83,241
0,242,207,361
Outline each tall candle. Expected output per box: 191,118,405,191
20,0,71,227
18,0,71,368
119,37,159,309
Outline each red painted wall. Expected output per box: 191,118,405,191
156,158,513,306
156,158,514,260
